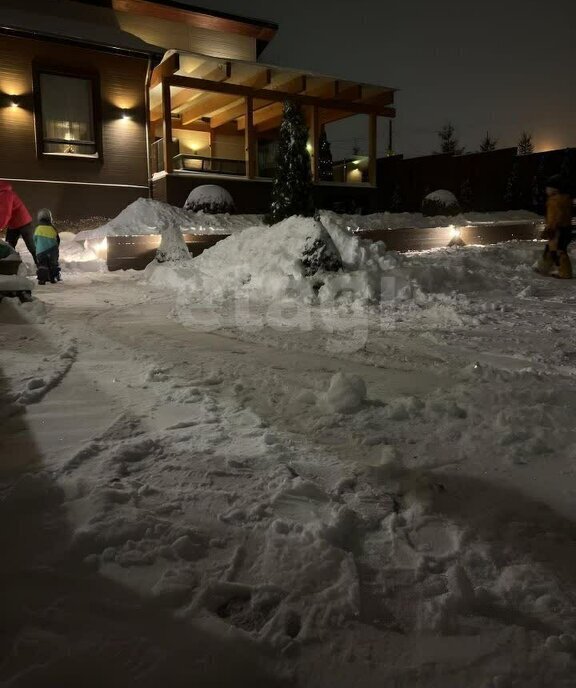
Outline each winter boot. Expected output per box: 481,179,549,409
37,265,50,285
557,253,573,279
534,247,555,275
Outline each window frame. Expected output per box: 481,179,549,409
33,66,103,161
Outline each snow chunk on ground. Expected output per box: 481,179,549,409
322,372,367,413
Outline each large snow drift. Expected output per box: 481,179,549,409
145,216,402,305
77,198,263,241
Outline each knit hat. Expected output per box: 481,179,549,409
37,208,53,224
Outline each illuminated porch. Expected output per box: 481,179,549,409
148,49,396,186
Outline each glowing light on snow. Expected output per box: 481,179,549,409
92,237,108,260
449,225,461,240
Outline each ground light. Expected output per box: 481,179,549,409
447,225,466,248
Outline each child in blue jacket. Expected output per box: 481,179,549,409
34,209,61,284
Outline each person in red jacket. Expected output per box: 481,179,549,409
0,181,36,263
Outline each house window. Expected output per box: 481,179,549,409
37,73,98,157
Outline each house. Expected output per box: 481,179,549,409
0,0,396,225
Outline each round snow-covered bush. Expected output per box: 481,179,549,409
422,189,461,217
184,185,235,214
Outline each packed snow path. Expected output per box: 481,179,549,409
2,245,576,688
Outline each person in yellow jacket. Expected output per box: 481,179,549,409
535,175,573,278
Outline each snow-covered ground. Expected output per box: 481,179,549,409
2,230,576,687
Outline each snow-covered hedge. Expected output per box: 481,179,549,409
184,185,235,214
422,189,461,217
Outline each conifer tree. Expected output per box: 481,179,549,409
435,122,464,155
480,132,497,153
318,128,334,182
268,100,314,224
459,178,473,211
504,161,521,208
517,131,534,155
390,184,403,212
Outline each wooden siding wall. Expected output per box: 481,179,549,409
0,34,149,222
115,13,257,60
211,132,245,161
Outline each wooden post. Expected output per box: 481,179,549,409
244,96,255,178
369,113,377,186
311,105,320,183
162,78,173,174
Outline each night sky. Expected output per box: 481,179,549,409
186,0,576,159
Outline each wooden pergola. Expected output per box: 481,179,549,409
149,50,396,185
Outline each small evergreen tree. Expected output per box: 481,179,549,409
459,178,473,211
435,122,464,155
517,131,534,155
480,132,497,153
318,128,334,182
531,156,547,213
268,100,314,224
390,184,403,212
504,161,521,208
560,148,576,196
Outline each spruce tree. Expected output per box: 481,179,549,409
504,161,521,208
268,100,314,224
435,122,464,156
390,184,403,212
517,131,534,155
560,148,576,196
480,132,497,153
318,128,334,182
459,178,473,211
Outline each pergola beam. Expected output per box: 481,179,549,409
167,74,395,117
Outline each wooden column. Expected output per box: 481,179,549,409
368,113,377,186
244,96,255,178
161,78,173,174
311,105,320,183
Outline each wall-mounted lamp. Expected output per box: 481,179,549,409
1,94,21,108
121,109,132,120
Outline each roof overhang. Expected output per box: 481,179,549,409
73,0,278,46
149,49,396,133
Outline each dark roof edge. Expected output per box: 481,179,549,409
0,24,164,61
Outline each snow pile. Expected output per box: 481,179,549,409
0,273,35,294
320,209,541,233
184,185,234,214
145,216,403,305
77,198,263,241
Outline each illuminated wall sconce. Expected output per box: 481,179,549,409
1,94,21,108
121,109,132,120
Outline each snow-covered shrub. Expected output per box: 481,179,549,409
422,190,461,217
301,225,342,277
184,185,235,214
156,224,190,263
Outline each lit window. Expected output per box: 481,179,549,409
37,73,98,157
